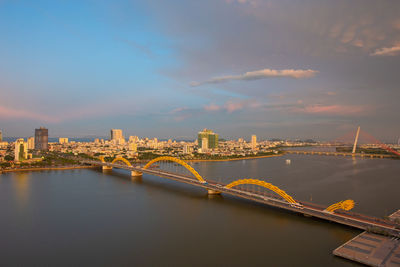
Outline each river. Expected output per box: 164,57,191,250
1,154,399,266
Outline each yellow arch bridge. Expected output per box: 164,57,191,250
97,155,355,213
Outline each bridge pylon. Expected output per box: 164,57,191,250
131,170,143,177
207,189,221,195
102,166,112,171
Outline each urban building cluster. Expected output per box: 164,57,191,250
0,127,301,164
48,128,316,160
0,127,49,163
5,127,397,166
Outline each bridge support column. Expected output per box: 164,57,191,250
208,189,221,195
131,171,143,177
102,166,112,171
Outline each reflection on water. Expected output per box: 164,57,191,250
13,172,31,208
0,155,399,266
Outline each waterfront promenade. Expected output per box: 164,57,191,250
0,165,96,173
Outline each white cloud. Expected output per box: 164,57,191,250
191,68,318,87
370,44,400,56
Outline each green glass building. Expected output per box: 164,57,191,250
198,129,219,149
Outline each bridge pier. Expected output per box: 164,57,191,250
131,171,143,177
102,166,112,171
207,189,221,195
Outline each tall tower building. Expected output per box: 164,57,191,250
198,129,219,149
27,137,35,150
251,135,257,150
201,137,209,152
0,130,2,142
110,129,124,143
35,127,48,151
15,138,28,161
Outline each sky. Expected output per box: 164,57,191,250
0,0,399,141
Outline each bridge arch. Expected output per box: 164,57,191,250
225,179,298,205
325,199,355,213
143,156,206,183
99,156,132,167
111,157,132,167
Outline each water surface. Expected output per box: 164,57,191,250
1,155,399,266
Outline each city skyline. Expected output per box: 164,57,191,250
1,1,400,140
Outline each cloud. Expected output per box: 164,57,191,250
224,101,244,113
169,107,197,121
0,101,138,124
204,99,263,113
370,44,400,56
294,104,367,116
393,20,400,30
204,101,244,113
203,103,221,111
0,105,60,123
191,68,318,87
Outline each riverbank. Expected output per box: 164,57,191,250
1,165,97,173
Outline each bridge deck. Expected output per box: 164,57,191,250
284,150,398,158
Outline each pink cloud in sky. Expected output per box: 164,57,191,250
191,68,318,86
0,102,133,124
203,103,221,112
204,100,248,113
0,105,60,123
296,104,367,115
370,43,400,56
224,101,244,113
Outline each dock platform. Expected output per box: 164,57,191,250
333,210,400,266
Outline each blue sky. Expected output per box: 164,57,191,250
1,0,400,141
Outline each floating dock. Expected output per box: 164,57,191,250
333,210,400,266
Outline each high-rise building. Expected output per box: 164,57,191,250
27,137,35,150
198,129,219,149
128,142,137,152
15,138,28,161
35,127,48,151
201,137,208,152
111,129,123,140
110,129,124,144
0,130,2,142
251,135,257,150
59,138,69,144
129,136,139,143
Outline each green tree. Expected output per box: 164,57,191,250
4,155,14,161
